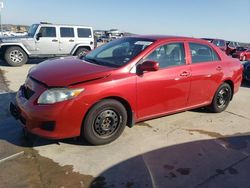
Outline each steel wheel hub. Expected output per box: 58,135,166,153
10,50,24,63
94,109,120,137
217,88,229,108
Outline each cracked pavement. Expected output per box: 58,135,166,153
0,62,250,188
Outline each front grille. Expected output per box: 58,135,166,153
21,85,35,100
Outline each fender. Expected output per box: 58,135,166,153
0,43,31,55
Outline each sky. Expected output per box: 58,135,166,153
1,0,250,42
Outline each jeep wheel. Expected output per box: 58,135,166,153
4,46,28,66
75,47,89,58
82,99,127,145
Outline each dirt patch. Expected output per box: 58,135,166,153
137,122,153,128
0,148,94,188
186,129,224,138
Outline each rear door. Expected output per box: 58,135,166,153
187,42,224,107
136,42,191,120
35,26,59,55
58,26,76,54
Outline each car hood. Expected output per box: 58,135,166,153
29,57,115,87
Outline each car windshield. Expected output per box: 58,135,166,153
83,37,155,68
27,24,39,37
236,47,246,52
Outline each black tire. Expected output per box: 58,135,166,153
209,83,232,113
82,99,127,145
75,47,89,58
4,46,28,66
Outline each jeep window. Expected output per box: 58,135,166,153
84,37,155,68
77,28,92,38
60,27,74,38
39,27,56,37
28,24,39,37
189,43,220,63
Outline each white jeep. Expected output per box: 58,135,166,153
0,22,94,66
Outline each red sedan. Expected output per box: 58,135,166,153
232,47,250,61
10,36,243,145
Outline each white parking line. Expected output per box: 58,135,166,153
0,151,24,163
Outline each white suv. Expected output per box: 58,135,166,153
0,22,94,66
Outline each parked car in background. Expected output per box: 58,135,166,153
10,36,243,145
202,38,227,52
226,41,240,55
232,47,248,60
10,31,28,37
239,48,250,61
0,22,94,66
243,61,250,82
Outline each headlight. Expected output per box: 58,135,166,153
37,88,84,104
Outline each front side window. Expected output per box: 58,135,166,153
84,38,155,67
77,28,92,38
144,43,185,69
189,43,220,63
39,27,56,37
60,27,74,37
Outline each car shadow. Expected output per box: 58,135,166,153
89,133,250,188
241,80,250,88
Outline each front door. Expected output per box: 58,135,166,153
136,42,191,120
35,26,59,55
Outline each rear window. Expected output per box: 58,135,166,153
189,43,220,63
212,40,225,47
60,27,74,37
77,28,92,38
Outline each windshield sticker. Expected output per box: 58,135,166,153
134,41,153,46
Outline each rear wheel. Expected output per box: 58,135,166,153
75,47,89,58
209,83,232,113
4,46,28,66
82,99,127,145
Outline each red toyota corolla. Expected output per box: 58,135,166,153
10,36,243,145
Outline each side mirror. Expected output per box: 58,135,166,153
138,61,159,73
36,33,42,40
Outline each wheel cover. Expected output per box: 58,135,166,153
93,109,121,138
9,50,24,63
216,87,230,109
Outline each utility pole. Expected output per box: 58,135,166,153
0,2,3,35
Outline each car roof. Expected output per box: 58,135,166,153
129,35,207,42
36,23,92,28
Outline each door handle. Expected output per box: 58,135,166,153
216,66,222,71
52,39,58,42
69,39,74,42
180,71,190,77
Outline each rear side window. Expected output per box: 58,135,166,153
189,43,220,63
60,27,74,37
39,27,56,37
77,28,92,38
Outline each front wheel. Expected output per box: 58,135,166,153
4,46,28,66
209,83,232,113
82,99,127,145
